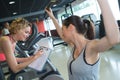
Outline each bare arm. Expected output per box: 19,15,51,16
1,37,43,73
94,0,120,52
45,8,64,40
16,56,35,63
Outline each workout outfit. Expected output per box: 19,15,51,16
68,47,100,80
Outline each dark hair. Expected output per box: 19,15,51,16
62,15,95,40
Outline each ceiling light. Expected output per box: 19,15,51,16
13,12,17,15
53,4,57,7
9,1,15,4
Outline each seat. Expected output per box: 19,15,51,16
43,74,64,80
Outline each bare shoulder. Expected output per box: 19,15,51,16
0,36,11,47
0,36,10,43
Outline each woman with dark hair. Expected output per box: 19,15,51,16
62,15,95,40
45,0,120,80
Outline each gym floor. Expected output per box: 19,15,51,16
49,42,120,80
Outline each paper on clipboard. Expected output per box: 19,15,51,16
28,37,53,71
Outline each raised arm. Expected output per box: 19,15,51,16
94,0,120,52
45,8,64,40
99,0,120,43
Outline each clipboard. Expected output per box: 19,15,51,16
28,37,53,71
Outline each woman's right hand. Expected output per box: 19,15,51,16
33,50,44,59
45,8,55,19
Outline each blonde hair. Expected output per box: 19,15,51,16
9,18,31,34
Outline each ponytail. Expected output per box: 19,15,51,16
83,19,95,40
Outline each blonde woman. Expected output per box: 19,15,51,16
0,18,43,79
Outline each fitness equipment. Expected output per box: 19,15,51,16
12,37,64,80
